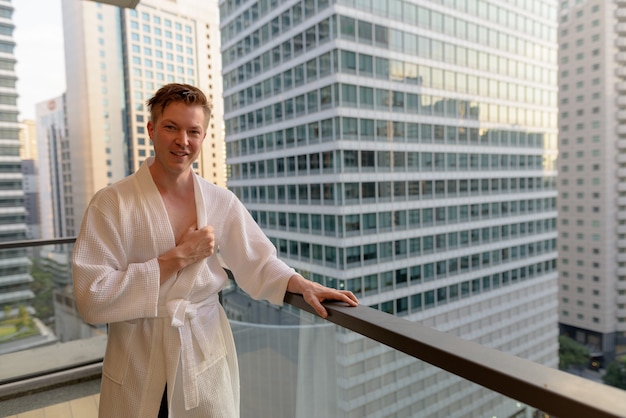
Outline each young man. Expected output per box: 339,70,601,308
72,83,358,417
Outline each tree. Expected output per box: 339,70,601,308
29,258,54,321
603,356,626,390
558,335,589,371
17,305,33,329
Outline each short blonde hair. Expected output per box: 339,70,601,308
146,83,212,129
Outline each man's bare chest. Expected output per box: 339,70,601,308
162,195,197,244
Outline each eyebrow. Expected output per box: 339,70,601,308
159,118,203,129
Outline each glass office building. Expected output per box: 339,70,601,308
221,0,559,416
0,0,39,352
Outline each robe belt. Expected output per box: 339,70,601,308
158,294,219,410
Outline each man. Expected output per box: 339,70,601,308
72,83,358,417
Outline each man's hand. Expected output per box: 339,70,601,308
287,274,358,318
178,225,215,263
157,225,214,284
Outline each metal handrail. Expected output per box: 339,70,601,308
0,238,76,249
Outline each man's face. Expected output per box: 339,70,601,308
147,101,207,176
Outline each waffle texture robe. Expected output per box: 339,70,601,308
72,157,295,417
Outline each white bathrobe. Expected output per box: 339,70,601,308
72,158,295,417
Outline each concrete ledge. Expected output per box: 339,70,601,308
0,362,102,400
0,334,106,384
0,334,106,400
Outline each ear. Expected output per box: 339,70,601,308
147,120,154,141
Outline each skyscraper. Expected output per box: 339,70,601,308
19,119,38,239
61,0,225,236
221,0,559,415
36,96,68,240
0,0,36,328
557,0,626,364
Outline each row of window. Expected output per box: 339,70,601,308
128,8,193,34
231,149,547,176
130,56,194,77
560,310,601,324
225,48,555,115
233,178,555,207
130,45,194,64
129,32,194,56
0,180,22,190
0,58,14,72
227,120,548,161
298,247,556,299
235,175,556,205
229,146,554,176
229,145,549,175
275,233,554,274
247,201,556,237
130,67,193,86
225,85,555,136
0,214,24,225
371,260,556,316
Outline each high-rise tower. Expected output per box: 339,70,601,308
61,0,225,236
221,0,559,416
0,0,35,325
557,0,626,364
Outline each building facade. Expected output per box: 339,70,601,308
221,0,559,416
557,0,626,364
60,0,225,236
35,96,69,240
18,119,38,239
0,0,34,322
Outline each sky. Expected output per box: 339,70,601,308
13,0,66,120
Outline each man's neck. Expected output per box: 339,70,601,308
149,164,194,198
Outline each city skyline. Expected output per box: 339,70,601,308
3,0,626,415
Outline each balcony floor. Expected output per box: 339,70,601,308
5,393,99,417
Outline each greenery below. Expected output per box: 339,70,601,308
603,356,626,390
0,258,55,345
0,305,39,343
29,258,55,322
558,335,590,371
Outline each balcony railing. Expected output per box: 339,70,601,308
0,238,625,417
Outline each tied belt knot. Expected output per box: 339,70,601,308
164,294,219,410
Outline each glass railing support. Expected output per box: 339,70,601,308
284,292,626,418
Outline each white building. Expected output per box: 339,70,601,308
557,0,626,364
0,0,34,322
221,0,559,416
35,96,68,240
60,0,225,236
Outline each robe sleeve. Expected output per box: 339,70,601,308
217,193,294,306
72,190,161,325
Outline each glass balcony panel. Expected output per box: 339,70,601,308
232,309,533,418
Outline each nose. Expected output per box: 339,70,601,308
174,132,189,147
